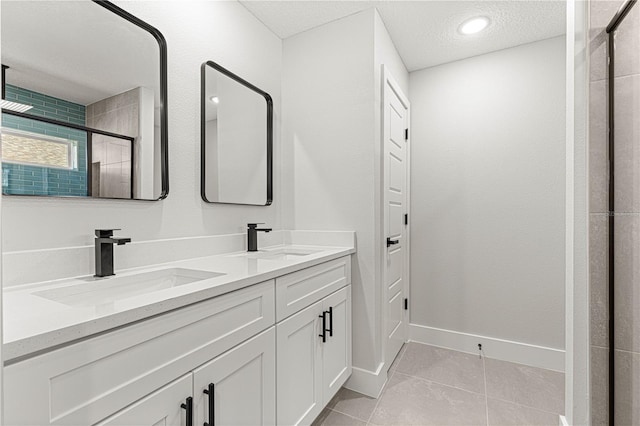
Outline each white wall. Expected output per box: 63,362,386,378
283,9,377,373
215,75,267,204
283,8,408,380
409,37,566,352
1,0,282,252
373,10,409,370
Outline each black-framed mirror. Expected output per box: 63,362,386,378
201,61,272,206
0,0,168,200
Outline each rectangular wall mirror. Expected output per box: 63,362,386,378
0,0,168,200
201,61,272,206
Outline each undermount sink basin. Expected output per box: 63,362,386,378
34,268,225,308
241,248,322,261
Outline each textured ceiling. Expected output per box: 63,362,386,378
239,1,566,71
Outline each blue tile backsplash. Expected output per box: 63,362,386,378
2,84,88,196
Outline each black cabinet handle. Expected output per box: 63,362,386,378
387,237,399,247
203,383,215,426
319,311,327,342
327,307,333,337
181,396,193,426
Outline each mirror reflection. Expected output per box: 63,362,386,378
201,61,272,206
0,0,167,200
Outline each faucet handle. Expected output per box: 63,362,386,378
247,223,265,228
95,229,121,238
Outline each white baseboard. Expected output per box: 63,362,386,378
559,415,568,426
344,362,387,398
409,324,565,372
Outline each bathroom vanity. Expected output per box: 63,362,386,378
3,244,353,425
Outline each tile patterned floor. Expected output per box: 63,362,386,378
313,342,565,426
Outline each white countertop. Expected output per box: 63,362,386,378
3,244,354,362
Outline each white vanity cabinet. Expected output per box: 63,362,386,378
193,327,276,426
96,374,193,426
276,258,352,426
4,254,352,426
4,280,275,426
98,328,277,426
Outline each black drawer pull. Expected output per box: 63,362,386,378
327,307,333,337
319,311,327,342
181,396,193,426
203,383,215,426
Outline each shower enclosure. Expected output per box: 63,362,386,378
591,0,640,424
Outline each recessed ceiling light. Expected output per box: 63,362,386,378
459,16,490,35
210,96,219,104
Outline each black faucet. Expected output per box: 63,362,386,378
247,223,272,252
95,229,131,277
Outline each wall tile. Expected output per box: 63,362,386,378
590,213,610,347
612,3,640,77
590,0,624,81
590,80,609,213
613,74,640,212
615,350,640,425
591,346,609,425
613,213,640,352
2,85,87,196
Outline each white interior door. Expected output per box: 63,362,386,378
383,66,410,370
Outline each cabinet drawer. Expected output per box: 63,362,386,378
95,374,192,426
4,280,275,426
276,256,351,322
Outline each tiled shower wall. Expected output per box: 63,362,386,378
1,84,87,196
589,1,640,424
86,88,138,199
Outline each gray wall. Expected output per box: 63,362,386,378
409,36,566,350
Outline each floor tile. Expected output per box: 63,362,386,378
396,342,485,394
369,372,487,426
327,388,378,422
484,358,564,415
388,343,406,374
312,409,367,426
487,398,559,426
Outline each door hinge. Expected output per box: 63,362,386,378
404,298,408,310
405,128,409,140
404,213,408,225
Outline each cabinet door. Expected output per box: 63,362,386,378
277,300,324,426
321,286,352,405
193,327,276,426
96,374,192,426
